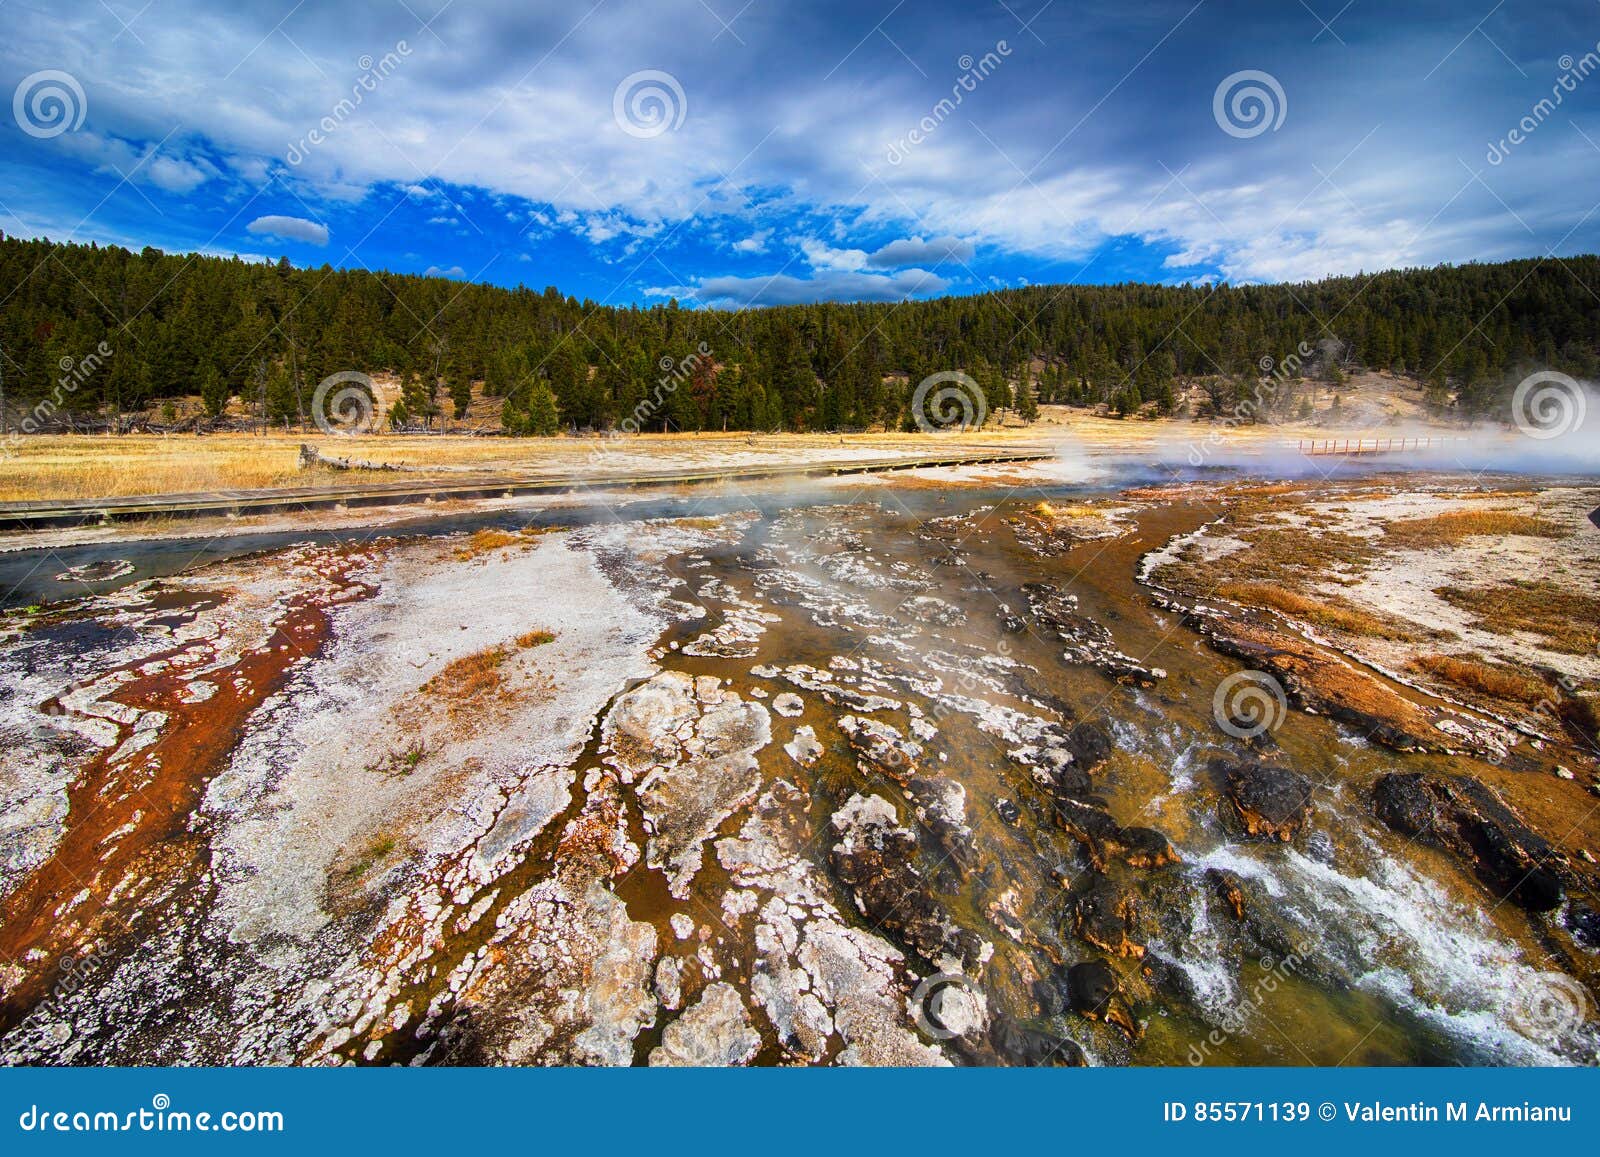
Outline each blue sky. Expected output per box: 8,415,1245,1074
3,0,1599,307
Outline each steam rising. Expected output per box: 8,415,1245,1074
1058,379,1600,484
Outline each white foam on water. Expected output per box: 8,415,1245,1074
1196,826,1593,1065
1157,885,1241,1020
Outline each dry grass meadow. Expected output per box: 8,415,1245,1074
0,393,1443,505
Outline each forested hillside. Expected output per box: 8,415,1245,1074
2,233,1596,433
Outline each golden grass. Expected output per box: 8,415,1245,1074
0,411,1404,504
1436,580,1600,655
453,528,522,560
422,645,510,701
1431,489,1540,500
1220,481,1309,499
1409,653,1550,706
0,429,1061,503
1216,582,1418,639
418,631,553,707
1033,501,1101,521
1155,525,1377,596
343,832,398,879
1384,509,1567,548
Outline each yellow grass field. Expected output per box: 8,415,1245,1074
0,396,1455,505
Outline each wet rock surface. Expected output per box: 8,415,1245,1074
1372,772,1567,911
1073,872,1145,959
1219,758,1315,842
985,1016,1089,1066
829,794,989,973
1023,583,1167,685
3,486,1596,1068
611,671,771,899
648,981,761,1066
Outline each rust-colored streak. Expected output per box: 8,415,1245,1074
0,556,376,1031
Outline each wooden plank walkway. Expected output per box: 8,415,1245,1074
0,449,1055,530
1295,435,1465,457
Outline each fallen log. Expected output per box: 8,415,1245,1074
297,443,418,472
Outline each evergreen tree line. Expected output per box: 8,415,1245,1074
1,233,1597,433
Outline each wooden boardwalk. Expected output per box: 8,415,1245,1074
0,448,1055,530
1295,435,1464,457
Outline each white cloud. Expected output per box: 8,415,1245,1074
245,214,330,245
695,267,949,307
798,238,869,271
4,1,1583,288
424,264,466,278
866,235,974,267
54,132,213,193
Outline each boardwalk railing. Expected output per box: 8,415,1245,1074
1295,435,1462,457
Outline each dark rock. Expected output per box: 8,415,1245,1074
906,775,976,874
1119,827,1180,869
1066,959,1119,1016
987,1017,1088,1067
999,614,1027,634
1206,868,1247,920
1073,872,1144,959
1054,797,1181,871
1373,772,1566,911
830,794,988,971
1027,741,1094,800
1023,584,1166,685
1218,758,1314,842
1141,955,1197,1004
996,798,1021,826
1064,720,1114,773
1053,798,1124,867
1061,958,1139,1038
837,715,920,783
1565,902,1600,950
1032,975,1066,1018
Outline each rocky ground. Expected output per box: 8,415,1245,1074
1,474,1596,1067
